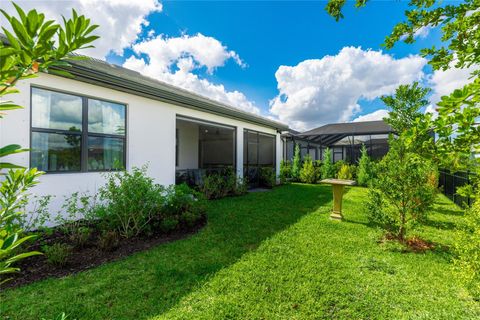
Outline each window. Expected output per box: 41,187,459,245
31,87,126,172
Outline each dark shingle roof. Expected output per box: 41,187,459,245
300,120,393,137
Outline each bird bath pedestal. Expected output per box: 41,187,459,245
320,179,356,221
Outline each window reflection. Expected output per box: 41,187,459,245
32,88,82,131
87,136,125,171
88,99,126,135
31,132,81,172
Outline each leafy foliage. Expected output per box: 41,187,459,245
0,3,99,169
382,82,431,133
321,148,334,179
299,155,317,184
0,168,43,285
259,167,276,188
199,169,248,199
357,144,373,186
42,243,71,267
279,159,292,183
455,188,480,299
291,144,301,181
366,141,437,241
337,163,356,180
96,166,165,238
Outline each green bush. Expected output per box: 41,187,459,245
280,160,292,183
97,165,165,238
200,169,247,199
365,143,436,241
43,243,72,267
337,164,356,180
200,173,227,199
299,155,317,184
97,231,119,252
455,189,480,300
321,148,334,179
159,217,179,233
260,167,276,188
292,144,301,181
70,226,91,248
357,144,374,186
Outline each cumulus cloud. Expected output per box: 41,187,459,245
269,47,427,131
0,0,162,59
123,34,259,114
429,65,477,105
352,109,389,122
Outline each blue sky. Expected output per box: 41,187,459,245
4,1,466,131
111,0,432,109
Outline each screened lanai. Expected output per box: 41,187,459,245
282,120,394,163
175,116,236,185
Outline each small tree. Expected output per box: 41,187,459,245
291,144,301,181
321,148,334,179
300,155,316,184
366,140,437,241
357,144,372,186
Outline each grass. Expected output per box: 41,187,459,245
1,184,479,319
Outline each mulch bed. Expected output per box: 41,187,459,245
5,215,207,289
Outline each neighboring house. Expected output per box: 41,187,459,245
282,120,394,163
1,57,288,214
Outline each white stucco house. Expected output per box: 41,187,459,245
0,57,288,213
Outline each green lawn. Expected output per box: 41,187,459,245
1,184,479,319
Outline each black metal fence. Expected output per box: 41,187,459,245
438,169,476,207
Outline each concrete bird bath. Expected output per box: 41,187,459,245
320,179,356,220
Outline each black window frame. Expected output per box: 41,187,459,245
30,86,127,174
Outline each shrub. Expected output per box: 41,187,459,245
200,173,225,200
365,142,437,241
43,243,72,267
55,192,97,239
161,183,205,230
0,168,43,283
97,231,119,252
321,148,334,179
299,155,317,184
280,160,292,183
337,164,356,180
260,167,276,188
159,217,179,233
70,226,91,248
97,165,165,238
455,188,480,299
19,195,53,232
199,169,247,199
292,144,301,181
357,144,373,186
233,176,249,196
333,160,347,176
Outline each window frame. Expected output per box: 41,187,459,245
30,85,127,174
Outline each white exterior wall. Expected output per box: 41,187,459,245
0,73,283,217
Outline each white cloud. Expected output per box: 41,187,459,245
352,109,389,122
414,26,431,39
0,0,162,59
269,47,427,131
123,34,259,114
429,65,477,104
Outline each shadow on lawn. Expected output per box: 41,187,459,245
0,184,331,320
